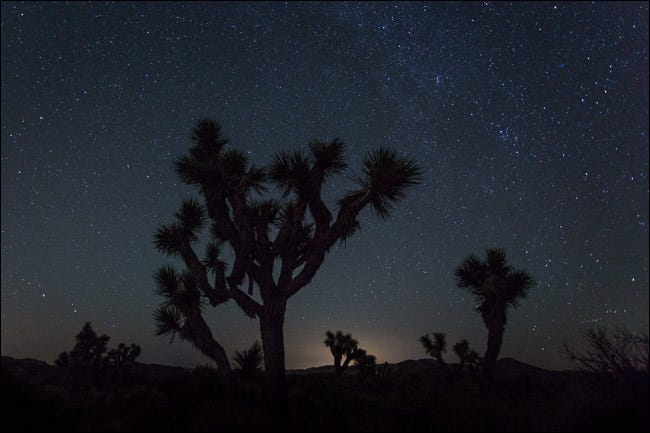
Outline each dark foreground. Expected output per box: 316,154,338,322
2,356,648,432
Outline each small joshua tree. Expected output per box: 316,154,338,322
56,322,140,389
465,350,482,377
105,343,141,369
56,322,109,374
324,330,359,379
354,348,377,383
420,332,447,365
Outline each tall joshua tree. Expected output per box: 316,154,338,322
324,330,359,378
153,118,421,415
454,248,534,385
420,332,447,365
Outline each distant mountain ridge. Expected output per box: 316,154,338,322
2,354,571,383
1,354,559,372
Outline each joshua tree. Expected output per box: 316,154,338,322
324,330,359,378
233,340,264,381
105,343,141,369
56,322,109,371
354,348,377,382
420,332,447,365
466,349,482,376
56,322,140,389
453,339,470,371
455,248,534,386
153,118,422,415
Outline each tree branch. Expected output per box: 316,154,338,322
274,199,307,253
178,239,262,316
181,309,232,374
179,242,228,305
306,180,332,236
229,285,263,318
285,192,370,298
204,186,241,246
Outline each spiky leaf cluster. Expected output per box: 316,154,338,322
309,138,348,179
324,330,359,359
233,340,264,380
153,305,184,342
203,241,227,275
175,119,266,202
341,148,423,220
154,266,203,311
268,150,312,197
455,248,534,326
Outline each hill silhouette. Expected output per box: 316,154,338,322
2,354,648,431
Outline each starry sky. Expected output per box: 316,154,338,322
1,2,648,371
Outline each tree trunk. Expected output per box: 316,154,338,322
334,355,343,379
260,300,288,420
206,342,232,379
185,312,232,378
482,323,505,389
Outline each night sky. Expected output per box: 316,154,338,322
1,2,648,371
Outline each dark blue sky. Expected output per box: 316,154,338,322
1,1,648,370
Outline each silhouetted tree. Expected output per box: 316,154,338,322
453,339,470,371
152,118,421,415
562,326,649,378
55,351,70,368
455,248,534,387
233,340,264,381
354,348,377,383
465,350,482,377
55,322,140,389
105,343,141,369
376,362,396,392
420,332,447,365
103,343,141,386
56,322,109,385
324,330,359,378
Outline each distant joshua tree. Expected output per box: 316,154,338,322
420,332,447,365
233,340,264,381
56,322,109,381
465,350,482,376
353,348,377,382
105,343,141,369
324,330,359,378
453,339,470,371
56,322,140,388
455,248,534,386
153,118,421,415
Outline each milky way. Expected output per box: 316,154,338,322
2,2,648,369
